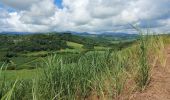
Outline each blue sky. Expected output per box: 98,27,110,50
0,0,170,33
54,0,63,9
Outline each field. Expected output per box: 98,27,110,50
0,32,168,100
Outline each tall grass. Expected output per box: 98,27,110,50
134,31,165,90
136,34,150,90
105,51,128,97
1,80,18,100
35,52,110,99
0,32,165,99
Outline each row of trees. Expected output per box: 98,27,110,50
0,33,96,52
11,34,68,52
0,33,135,53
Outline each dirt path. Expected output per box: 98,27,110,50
130,45,170,100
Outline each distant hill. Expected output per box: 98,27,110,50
69,32,138,43
0,32,34,34
0,32,137,53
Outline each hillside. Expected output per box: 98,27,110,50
0,33,169,100
0,33,136,70
0,32,137,52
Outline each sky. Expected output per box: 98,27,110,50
0,0,170,33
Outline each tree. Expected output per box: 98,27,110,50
83,43,94,49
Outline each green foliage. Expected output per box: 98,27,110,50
37,52,111,99
10,34,68,52
5,52,18,58
0,32,165,99
136,35,150,90
82,43,94,50
66,41,83,50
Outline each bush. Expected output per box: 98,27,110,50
1,57,11,63
6,66,16,70
83,43,94,49
5,52,18,58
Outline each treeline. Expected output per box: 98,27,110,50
0,33,110,52
0,33,106,52
0,32,137,53
0,34,67,52
11,34,68,52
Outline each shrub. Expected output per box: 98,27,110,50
5,52,18,58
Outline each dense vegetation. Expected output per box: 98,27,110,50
0,33,136,70
0,32,165,99
0,33,136,52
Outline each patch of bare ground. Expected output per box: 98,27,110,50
130,45,170,100
85,45,170,100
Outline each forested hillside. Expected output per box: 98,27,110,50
0,33,136,52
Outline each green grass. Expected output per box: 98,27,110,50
0,69,40,80
8,57,42,70
94,46,108,50
0,51,6,58
0,34,165,100
59,48,81,53
67,41,83,50
135,35,150,90
20,51,49,57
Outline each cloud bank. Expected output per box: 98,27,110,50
0,0,170,33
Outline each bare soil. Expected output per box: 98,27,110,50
86,45,170,100
130,45,170,100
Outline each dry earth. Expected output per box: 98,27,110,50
86,45,170,100
130,45,170,100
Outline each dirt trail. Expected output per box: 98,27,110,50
131,45,170,100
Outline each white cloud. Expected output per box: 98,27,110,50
0,0,170,33
0,0,39,10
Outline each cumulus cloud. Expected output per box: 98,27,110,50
0,0,39,10
0,0,170,33
20,0,56,25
